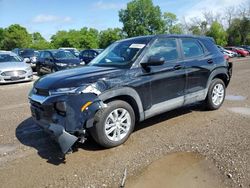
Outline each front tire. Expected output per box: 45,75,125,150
205,78,226,110
36,65,42,76
90,100,135,148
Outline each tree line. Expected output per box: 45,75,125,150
0,0,249,51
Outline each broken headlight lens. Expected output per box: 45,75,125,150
50,84,101,95
50,87,79,95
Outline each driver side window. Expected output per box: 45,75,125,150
145,38,179,62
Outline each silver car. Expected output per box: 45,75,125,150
0,51,33,83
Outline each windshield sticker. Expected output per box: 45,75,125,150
129,44,146,49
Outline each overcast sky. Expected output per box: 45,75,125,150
0,0,247,40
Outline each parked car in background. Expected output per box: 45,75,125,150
217,45,237,58
29,34,232,153
0,51,33,83
36,49,84,75
225,47,249,57
59,48,80,57
79,49,103,64
12,48,22,56
239,45,250,53
18,49,40,70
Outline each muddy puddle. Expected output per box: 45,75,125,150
228,107,250,116
0,144,17,155
126,152,226,188
225,95,246,101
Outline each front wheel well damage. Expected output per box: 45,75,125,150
104,95,140,123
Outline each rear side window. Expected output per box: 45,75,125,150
181,39,204,58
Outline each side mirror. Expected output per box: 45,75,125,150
141,56,165,68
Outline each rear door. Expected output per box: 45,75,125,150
180,38,211,104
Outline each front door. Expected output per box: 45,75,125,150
140,37,186,118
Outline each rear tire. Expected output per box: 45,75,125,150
90,100,135,148
205,78,226,110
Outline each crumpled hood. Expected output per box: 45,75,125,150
0,61,30,71
35,66,125,90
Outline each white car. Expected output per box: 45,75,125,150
0,51,33,83
217,45,237,57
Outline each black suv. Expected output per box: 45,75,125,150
36,50,84,75
29,35,232,153
79,49,103,64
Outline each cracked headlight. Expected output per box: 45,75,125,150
50,84,101,95
50,87,79,95
56,63,68,67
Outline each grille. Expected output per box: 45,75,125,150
36,88,50,96
1,70,26,76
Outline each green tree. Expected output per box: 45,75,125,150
51,30,71,48
79,28,99,49
227,18,242,45
32,32,45,42
0,28,4,49
51,28,99,49
163,12,183,34
239,17,250,44
99,28,124,48
1,24,32,50
119,0,165,37
29,32,52,50
189,25,202,35
206,21,227,46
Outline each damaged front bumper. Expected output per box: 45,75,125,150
29,92,104,154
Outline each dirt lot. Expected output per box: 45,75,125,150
0,58,249,188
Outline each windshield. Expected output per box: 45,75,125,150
52,50,76,59
89,37,152,67
0,54,23,63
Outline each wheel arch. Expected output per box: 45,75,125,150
207,68,230,88
99,87,145,122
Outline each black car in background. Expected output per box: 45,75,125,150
79,49,103,64
36,49,84,75
59,48,80,57
29,35,232,153
20,49,40,70
12,48,40,70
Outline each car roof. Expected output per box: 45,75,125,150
118,34,215,43
0,51,17,55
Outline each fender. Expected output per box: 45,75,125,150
206,67,230,89
99,87,145,121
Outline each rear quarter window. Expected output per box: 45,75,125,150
181,39,204,58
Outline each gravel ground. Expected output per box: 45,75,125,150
0,58,249,188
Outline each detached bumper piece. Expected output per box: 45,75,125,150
48,124,78,154
29,92,104,154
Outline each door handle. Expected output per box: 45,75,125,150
207,59,213,64
173,65,182,70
